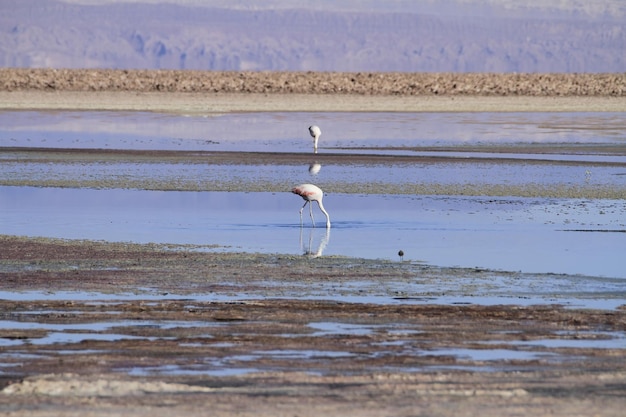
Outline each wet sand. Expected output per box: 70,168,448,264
1,86,626,416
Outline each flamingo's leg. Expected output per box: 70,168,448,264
299,201,309,226
309,202,316,227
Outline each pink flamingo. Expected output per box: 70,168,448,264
308,125,321,153
291,183,331,228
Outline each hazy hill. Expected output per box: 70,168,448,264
1,0,624,72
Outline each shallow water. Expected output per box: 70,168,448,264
1,110,625,152
2,312,624,377
3,158,625,193
1,111,625,285
0,319,217,347
2,186,625,278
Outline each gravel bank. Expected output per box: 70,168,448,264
1,68,625,96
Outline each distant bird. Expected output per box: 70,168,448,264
308,125,321,153
291,183,331,228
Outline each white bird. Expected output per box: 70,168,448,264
308,125,321,153
291,183,331,228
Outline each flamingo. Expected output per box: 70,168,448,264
291,183,331,228
308,125,321,153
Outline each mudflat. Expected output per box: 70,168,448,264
1,70,626,416
1,234,626,417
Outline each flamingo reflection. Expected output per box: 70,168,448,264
308,162,321,176
300,226,331,258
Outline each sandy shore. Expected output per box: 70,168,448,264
1,90,625,113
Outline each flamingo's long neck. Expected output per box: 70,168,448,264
317,200,331,228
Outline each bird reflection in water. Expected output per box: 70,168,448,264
300,227,331,258
308,162,321,175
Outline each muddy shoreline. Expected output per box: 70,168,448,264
1,234,626,416
3,146,626,199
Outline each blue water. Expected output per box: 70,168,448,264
2,186,624,278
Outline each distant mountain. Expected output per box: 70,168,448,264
1,0,624,72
